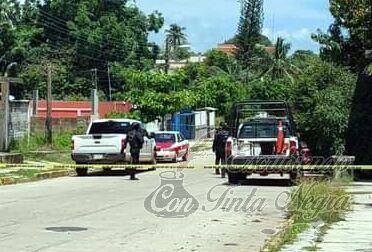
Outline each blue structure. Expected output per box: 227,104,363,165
170,109,195,140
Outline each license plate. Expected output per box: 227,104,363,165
93,154,103,160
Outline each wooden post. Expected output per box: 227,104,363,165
0,79,10,151
32,89,39,116
46,64,52,144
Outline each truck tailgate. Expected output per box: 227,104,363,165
72,134,126,154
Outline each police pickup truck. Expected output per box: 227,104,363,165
71,119,156,176
225,101,304,184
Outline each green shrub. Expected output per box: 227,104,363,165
288,181,352,224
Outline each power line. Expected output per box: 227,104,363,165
29,37,107,63
37,9,130,48
36,10,134,53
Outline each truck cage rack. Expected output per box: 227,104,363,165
229,100,297,137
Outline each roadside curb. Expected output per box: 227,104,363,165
0,170,73,186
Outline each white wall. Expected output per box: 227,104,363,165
194,111,207,127
209,111,216,127
146,120,161,132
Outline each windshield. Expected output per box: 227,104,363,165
88,121,131,134
239,123,290,139
155,133,176,143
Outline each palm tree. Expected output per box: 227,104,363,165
261,37,301,82
164,24,187,73
165,24,187,52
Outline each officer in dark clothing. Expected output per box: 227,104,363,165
126,123,145,180
128,123,144,165
212,122,229,177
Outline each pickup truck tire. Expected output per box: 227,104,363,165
228,172,245,185
76,168,88,176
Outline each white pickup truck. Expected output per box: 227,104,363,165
71,119,156,176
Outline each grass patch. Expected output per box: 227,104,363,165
25,152,73,164
302,245,319,251
190,144,211,152
10,132,74,163
11,132,73,153
262,180,352,252
0,169,40,179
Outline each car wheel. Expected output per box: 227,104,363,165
228,172,245,185
76,168,88,176
172,155,177,163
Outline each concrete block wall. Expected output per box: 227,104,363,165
9,101,32,141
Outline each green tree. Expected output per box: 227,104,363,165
113,69,196,122
260,37,301,82
10,0,164,99
291,59,356,157
312,0,371,72
235,0,264,68
165,24,187,52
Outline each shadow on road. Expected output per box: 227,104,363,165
80,169,154,177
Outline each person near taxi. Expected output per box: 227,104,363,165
127,123,144,164
212,122,229,177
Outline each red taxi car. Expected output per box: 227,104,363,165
154,131,189,162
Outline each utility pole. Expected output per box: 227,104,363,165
91,68,98,90
107,63,112,102
165,40,170,75
0,78,10,151
46,64,52,144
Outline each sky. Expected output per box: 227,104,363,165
136,0,334,53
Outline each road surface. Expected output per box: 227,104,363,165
0,150,290,252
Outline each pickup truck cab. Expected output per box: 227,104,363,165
71,119,156,176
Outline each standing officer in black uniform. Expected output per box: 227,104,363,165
212,122,229,177
127,123,144,164
126,123,145,180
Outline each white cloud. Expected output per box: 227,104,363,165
263,27,320,52
263,27,313,42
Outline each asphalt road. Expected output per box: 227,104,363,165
0,150,290,252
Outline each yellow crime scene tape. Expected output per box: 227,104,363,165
53,164,195,170
2,163,372,171
0,163,195,170
0,164,45,169
205,165,372,171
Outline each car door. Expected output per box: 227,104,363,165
177,133,187,157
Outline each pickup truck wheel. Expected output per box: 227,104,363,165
76,168,88,177
228,172,245,185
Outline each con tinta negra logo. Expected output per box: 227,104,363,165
144,171,199,218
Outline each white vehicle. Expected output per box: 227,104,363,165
225,101,303,184
71,119,156,176
154,131,190,162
